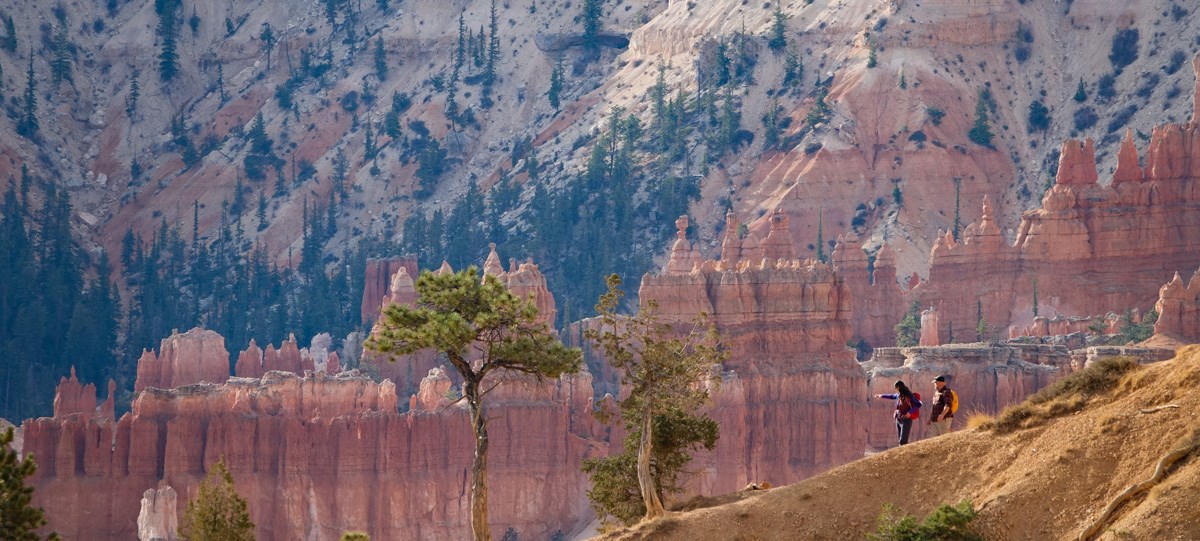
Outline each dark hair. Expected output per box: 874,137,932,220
894,380,914,399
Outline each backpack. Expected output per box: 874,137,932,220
948,389,959,414
908,392,922,420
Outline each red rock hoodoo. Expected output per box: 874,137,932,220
1153,268,1200,341
134,328,231,392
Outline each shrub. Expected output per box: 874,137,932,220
1073,107,1097,132
1107,104,1137,134
926,106,945,126
1109,28,1139,72
1028,100,1050,132
869,501,982,541
1097,73,1117,102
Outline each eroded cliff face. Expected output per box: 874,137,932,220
640,212,867,489
831,65,1200,348
27,366,599,540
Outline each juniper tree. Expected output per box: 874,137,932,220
582,274,724,523
366,268,582,541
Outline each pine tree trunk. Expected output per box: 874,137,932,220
638,410,665,520
467,381,491,541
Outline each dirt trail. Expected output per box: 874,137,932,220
597,347,1200,540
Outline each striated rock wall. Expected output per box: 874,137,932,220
26,369,600,541
134,328,231,392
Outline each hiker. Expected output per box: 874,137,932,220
929,375,956,437
875,380,921,445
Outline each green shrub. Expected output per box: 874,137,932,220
869,500,982,541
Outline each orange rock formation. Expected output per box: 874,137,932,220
133,328,231,392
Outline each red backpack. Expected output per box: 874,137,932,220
907,392,923,420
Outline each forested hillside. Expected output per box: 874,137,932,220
1,0,1197,419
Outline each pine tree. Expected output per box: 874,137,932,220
815,210,826,262
482,0,499,106
783,45,802,90
2,14,15,52
895,301,921,347
1032,277,1039,318
366,268,581,541
50,22,72,90
17,51,38,138
1073,78,1087,103
126,70,140,122
867,44,877,68
256,191,268,231
159,28,178,81
762,97,782,150
768,4,787,52
363,120,377,161
548,56,564,111
952,177,961,241
217,63,228,103
179,458,255,541
0,427,59,540
975,300,987,341
968,89,993,147
582,0,603,52
260,23,275,71
374,36,387,80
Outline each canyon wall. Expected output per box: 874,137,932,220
839,117,1200,347
640,211,867,489
26,367,599,540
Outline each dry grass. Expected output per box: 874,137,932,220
986,356,1140,434
963,409,994,430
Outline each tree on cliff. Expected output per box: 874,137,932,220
180,458,254,541
582,274,724,524
968,89,993,148
366,268,582,541
1,427,60,540
895,301,920,347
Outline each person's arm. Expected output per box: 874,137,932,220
875,393,899,399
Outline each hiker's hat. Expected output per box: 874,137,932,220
933,375,947,382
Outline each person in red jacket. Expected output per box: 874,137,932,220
875,380,921,445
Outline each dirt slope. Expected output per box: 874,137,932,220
597,347,1200,541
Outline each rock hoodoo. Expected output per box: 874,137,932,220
1153,268,1200,341
134,328,230,392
